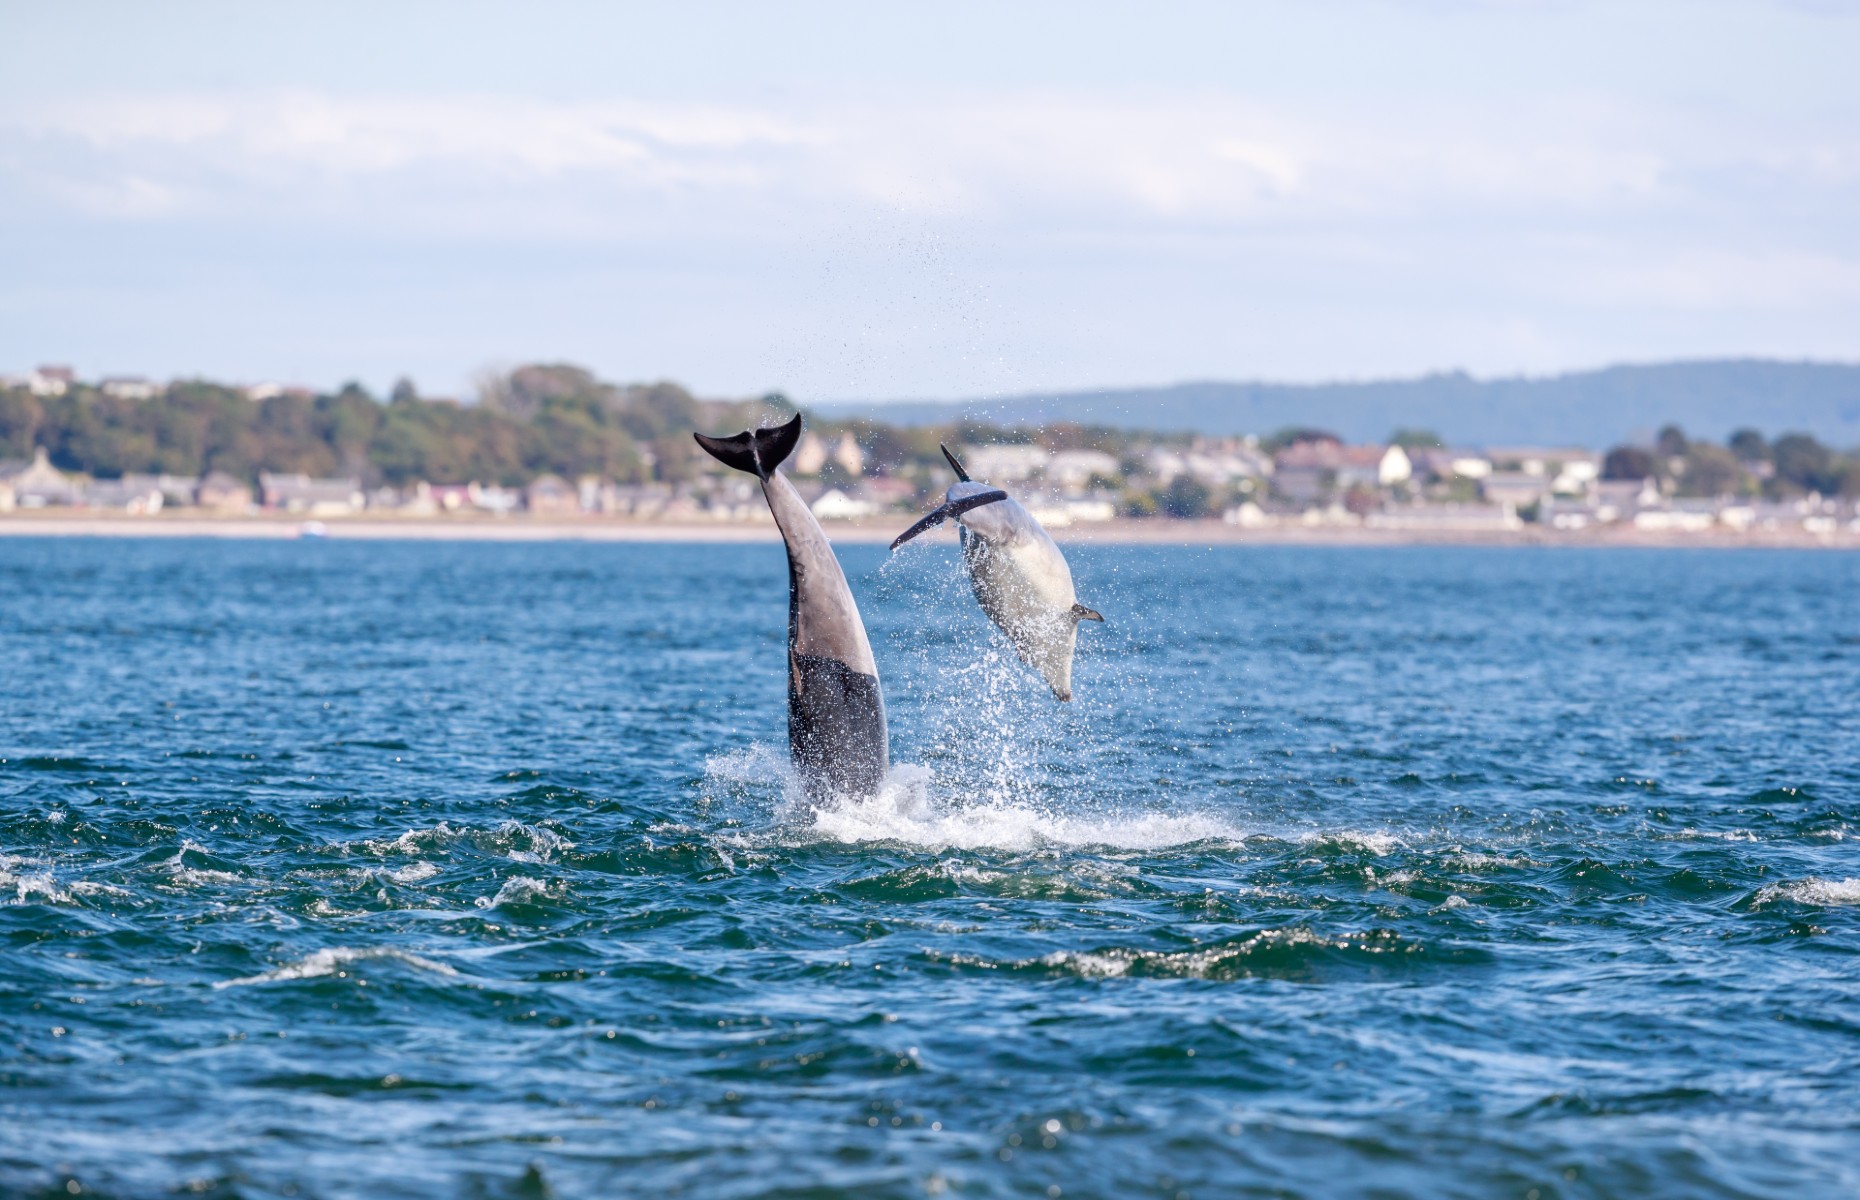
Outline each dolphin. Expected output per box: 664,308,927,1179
891,445,1103,701
694,414,889,798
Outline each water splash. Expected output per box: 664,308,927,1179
216,947,459,988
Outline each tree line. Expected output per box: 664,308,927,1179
4,365,1856,501
0,364,1127,488
1600,424,1860,499
0,366,754,486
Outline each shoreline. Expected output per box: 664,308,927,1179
1,512,1856,548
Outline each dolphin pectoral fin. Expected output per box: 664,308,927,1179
950,488,1009,516
889,508,952,551
940,444,971,482
889,489,1010,551
1071,603,1104,623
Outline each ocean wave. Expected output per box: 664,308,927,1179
215,946,459,988
356,820,574,863
3,866,71,905
1296,830,1404,856
476,876,553,908
159,840,242,888
1750,877,1860,908
933,926,1455,981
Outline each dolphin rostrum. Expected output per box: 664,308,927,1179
891,445,1103,701
695,414,889,799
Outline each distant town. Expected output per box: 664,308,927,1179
3,362,1858,541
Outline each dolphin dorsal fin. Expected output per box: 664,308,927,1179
940,444,971,482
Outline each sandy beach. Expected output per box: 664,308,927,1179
1,511,1855,548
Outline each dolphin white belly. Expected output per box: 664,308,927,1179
890,449,1102,701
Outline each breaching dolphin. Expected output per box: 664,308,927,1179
890,445,1103,701
694,414,889,799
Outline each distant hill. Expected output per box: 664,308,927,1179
814,360,1860,448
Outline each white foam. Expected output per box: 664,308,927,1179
476,876,551,908
804,767,1242,852
1297,830,1404,856
216,946,459,987
356,820,572,863
160,840,241,887
3,868,71,905
69,881,131,897
498,820,575,863
1039,950,1135,978
1445,851,1537,870
1669,828,1759,842
388,861,439,884
360,822,458,855
1754,877,1860,907
1026,928,1356,980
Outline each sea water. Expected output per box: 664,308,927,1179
1,539,1856,1198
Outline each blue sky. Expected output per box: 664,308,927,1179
2,1,1857,401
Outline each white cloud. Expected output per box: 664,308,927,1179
6,86,1799,231
2,80,1857,393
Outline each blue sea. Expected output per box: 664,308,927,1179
2,538,1857,1199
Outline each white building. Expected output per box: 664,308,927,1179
259,472,365,516
831,432,865,477
1045,449,1120,489
811,488,878,520
959,444,1049,482
100,376,159,400
785,432,826,476
26,366,74,396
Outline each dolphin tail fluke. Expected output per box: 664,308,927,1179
940,444,971,482
694,413,803,479
1071,603,1105,623
889,489,1010,551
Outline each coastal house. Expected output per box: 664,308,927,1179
810,488,878,520
116,474,201,507
241,383,315,402
26,366,75,397
605,483,674,517
427,484,474,512
854,475,917,509
467,483,522,515
84,477,165,514
577,477,614,514
259,472,364,516
1271,441,1342,503
959,444,1048,482
1149,446,1266,488
831,432,866,477
1046,449,1121,489
1334,444,1411,489
525,474,578,515
1365,503,1521,532
100,376,159,400
1633,501,1717,533
1223,501,1273,528
790,432,829,476
0,448,82,508
196,471,254,512
1480,472,1553,509
1592,478,1662,522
